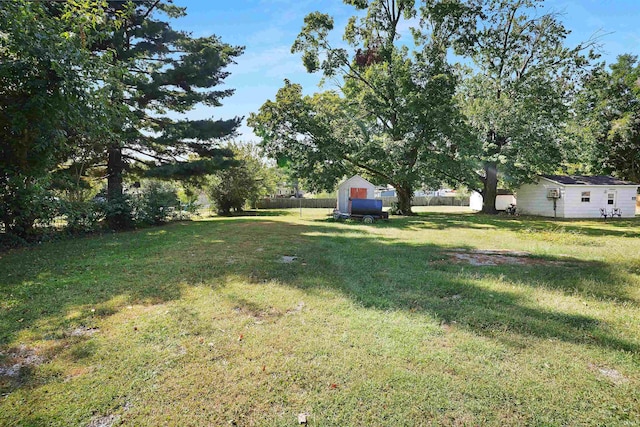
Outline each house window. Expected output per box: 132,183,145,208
581,191,590,202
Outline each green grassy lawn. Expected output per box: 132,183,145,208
1,207,639,426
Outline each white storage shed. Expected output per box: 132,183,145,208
336,175,376,213
470,190,516,212
516,175,638,218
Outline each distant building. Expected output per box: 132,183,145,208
470,190,516,212
272,182,304,198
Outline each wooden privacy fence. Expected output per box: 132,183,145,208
256,196,469,209
256,198,337,209
380,196,469,207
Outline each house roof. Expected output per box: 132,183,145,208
541,175,639,186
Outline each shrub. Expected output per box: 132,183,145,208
137,181,179,225
0,232,28,251
208,166,254,215
207,142,278,215
0,176,59,238
61,199,106,234
104,194,135,230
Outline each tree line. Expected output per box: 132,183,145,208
249,0,640,214
1,0,638,245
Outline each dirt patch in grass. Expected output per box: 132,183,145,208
279,255,298,263
442,249,565,266
0,345,44,378
589,363,630,385
68,326,100,338
87,414,119,427
285,301,305,315
233,304,283,322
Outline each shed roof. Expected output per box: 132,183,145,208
337,174,375,188
541,175,639,186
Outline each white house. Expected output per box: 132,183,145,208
516,175,639,218
470,190,516,211
336,175,376,213
272,182,304,198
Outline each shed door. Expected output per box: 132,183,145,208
606,190,617,207
350,187,367,199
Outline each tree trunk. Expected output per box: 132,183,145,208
106,145,127,229
481,161,499,214
395,183,414,215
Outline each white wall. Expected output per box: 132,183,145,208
496,194,517,211
563,186,638,218
336,175,376,213
515,180,565,217
469,192,483,211
470,191,516,211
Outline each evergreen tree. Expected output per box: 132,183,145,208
94,1,243,228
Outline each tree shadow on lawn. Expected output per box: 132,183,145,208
274,225,638,353
0,222,234,346
0,216,321,346
0,218,636,364
321,211,640,238
211,209,292,217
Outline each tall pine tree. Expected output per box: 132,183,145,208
95,1,242,228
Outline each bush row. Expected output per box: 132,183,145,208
0,181,191,250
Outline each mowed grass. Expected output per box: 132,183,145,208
1,207,639,426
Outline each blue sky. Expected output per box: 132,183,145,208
170,0,640,140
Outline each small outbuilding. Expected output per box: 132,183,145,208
515,175,639,218
336,175,376,213
470,190,516,212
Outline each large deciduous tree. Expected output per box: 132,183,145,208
0,0,110,237
249,0,476,214
94,1,242,228
455,0,594,213
577,55,640,183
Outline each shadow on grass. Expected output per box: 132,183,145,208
407,212,640,238
0,215,637,376
273,224,637,353
316,211,640,238
209,209,292,218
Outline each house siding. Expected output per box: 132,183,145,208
563,186,638,218
515,180,565,217
516,177,638,218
